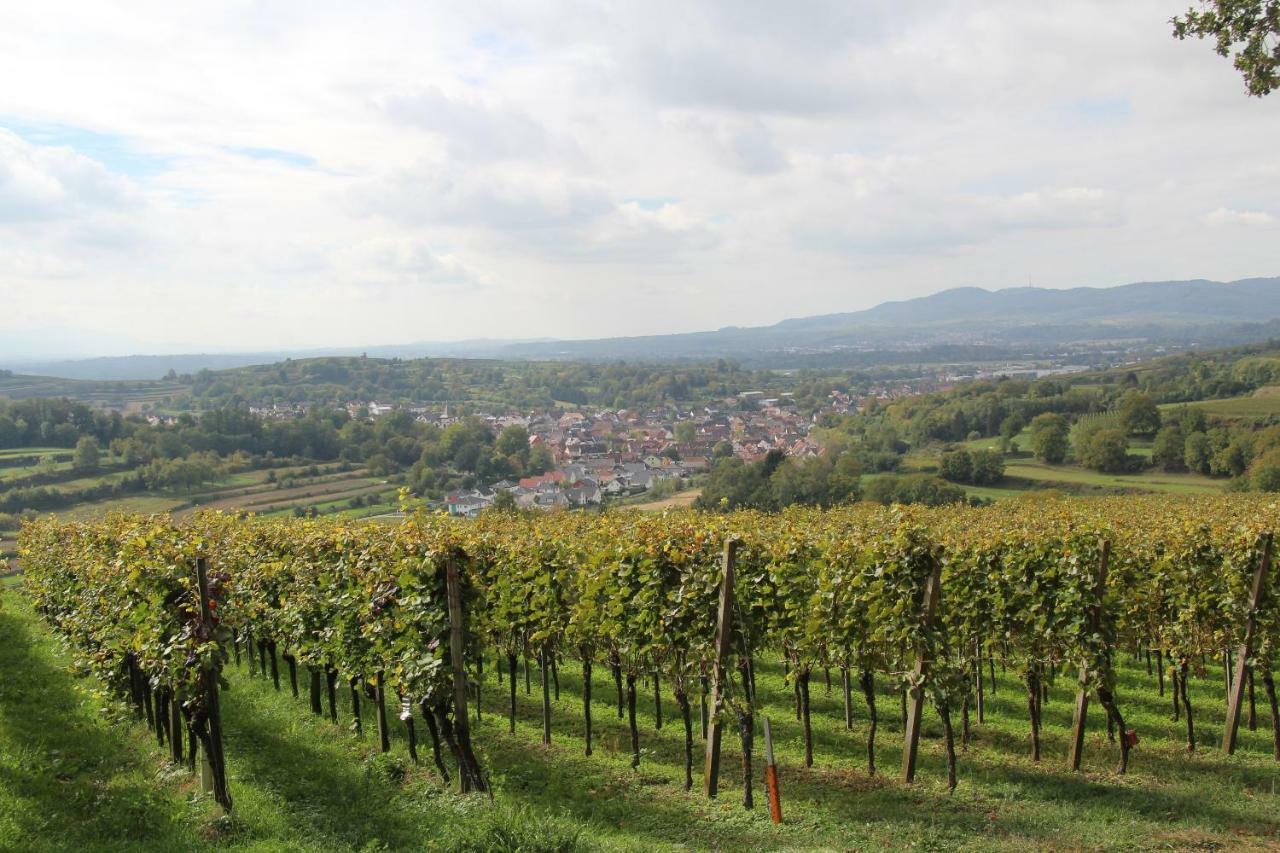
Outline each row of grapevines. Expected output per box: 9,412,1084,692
18,494,1280,804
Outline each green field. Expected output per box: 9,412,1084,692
961,432,1034,455
955,432,1223,499
56,495,189,520
1160,392,1280,420
0,374,187,410
957,482,1038,501
3,587,1280,851
0,447,69,459
325,500,404,520
0,458,393,524
0,460,77,483
32,468,136,494
1000,460,1222,495
255,486,397,518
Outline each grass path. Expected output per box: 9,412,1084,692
5,584,1280,850
0,591,563,852
0,594,204,852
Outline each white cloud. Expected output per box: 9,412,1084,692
0,1,1277,356
336,236,483,289
354,161,613,231
0,128,134,222
982,187,1121,231
670,115,788,175
1203,207,1275,227
379,86,557,162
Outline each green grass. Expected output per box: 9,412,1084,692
0,590,588,852
56,495,188,521
208,464,354,492
34,470,138,494
5,584,1280,850
0,448,68,459
961,483,1037,501
323,502,402,520
961,434,1029,454
302,490,397,512
256,489,399,518
0,460,76,483
230,480,390,515
212,470,280,489
943,433,1220,501
1160,394,1280,420
0,375,187,409
1128,440,1154,459
2,465,372,524
0,592,212,852
1001,460,1221,495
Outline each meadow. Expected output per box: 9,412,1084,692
952,433,1224,499
1161,394,1280,421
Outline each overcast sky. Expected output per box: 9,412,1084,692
1,1,1277,358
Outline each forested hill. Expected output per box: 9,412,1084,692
6,277,1278,379
188,358,782,410
792,277,1280,328
495,277,1280,359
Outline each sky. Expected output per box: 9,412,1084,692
0,1,1277,359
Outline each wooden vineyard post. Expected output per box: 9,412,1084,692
704,537,738,798
841,666,852,730
445,555,488,793
541,645,552,745
375,675,391,752
902,555,942,784
763,716,782,824
199,741,213,795
975,640,985,725
1224,533,1273,755
1069,540,1110,771
195,556,233,811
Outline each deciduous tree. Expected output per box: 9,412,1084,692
1029,413,1070,464
1173,1,1280,96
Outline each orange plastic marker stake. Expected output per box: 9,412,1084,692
763,716,782,823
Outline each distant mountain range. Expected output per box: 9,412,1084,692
6,277,1280,380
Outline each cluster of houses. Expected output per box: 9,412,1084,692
246,389,890,516
443,460,693,515
441,396,829,516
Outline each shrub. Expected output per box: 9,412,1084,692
1185,431,1212,474
939,449,1003,485
864,474,966,507
969,449,1005,485
1152,426,1186,472
938,450,973,483
1250,447,1280,492
1119,391,1160,436
1078,428,1133,474
1029,413,1069,464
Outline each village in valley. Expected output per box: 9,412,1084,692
218,361,1101,518
295,385,898,517
375,391,846,515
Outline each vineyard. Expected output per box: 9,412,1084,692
15,495,1280,837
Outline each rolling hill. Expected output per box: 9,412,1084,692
6,276,1279,378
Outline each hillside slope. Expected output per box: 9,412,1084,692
6,277,1279,378
4,582,1280,851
